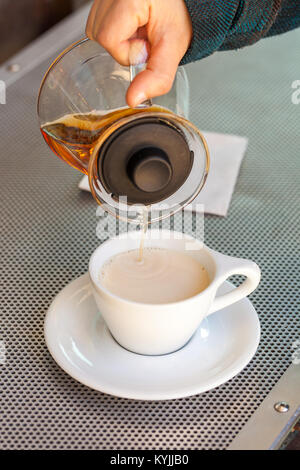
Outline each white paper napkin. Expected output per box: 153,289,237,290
78,131,248,217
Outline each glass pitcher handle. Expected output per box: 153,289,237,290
129,64,153,108
129,35,152,109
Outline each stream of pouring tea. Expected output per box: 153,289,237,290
138,208,148,262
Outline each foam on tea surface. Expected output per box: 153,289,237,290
100,248,210,304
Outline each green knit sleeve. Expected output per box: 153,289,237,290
180,0,240,64
180,0,300,65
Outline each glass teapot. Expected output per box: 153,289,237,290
38,38,209,224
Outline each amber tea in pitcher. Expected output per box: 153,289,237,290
41,105,170,174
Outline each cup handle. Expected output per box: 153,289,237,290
207,255,261,316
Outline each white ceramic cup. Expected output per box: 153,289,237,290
89,230,261,355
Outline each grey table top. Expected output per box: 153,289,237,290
0,5,299,450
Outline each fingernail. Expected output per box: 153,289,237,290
134,92,147,107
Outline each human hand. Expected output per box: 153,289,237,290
86,0,192,107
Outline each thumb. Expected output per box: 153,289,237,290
126,35,184,108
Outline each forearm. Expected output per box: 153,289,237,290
181,0,300,65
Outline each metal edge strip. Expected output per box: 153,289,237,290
0,2,92,88
228,363,300,450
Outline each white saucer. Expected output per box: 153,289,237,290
45,274,260,401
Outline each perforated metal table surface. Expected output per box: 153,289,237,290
0,5,299,450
